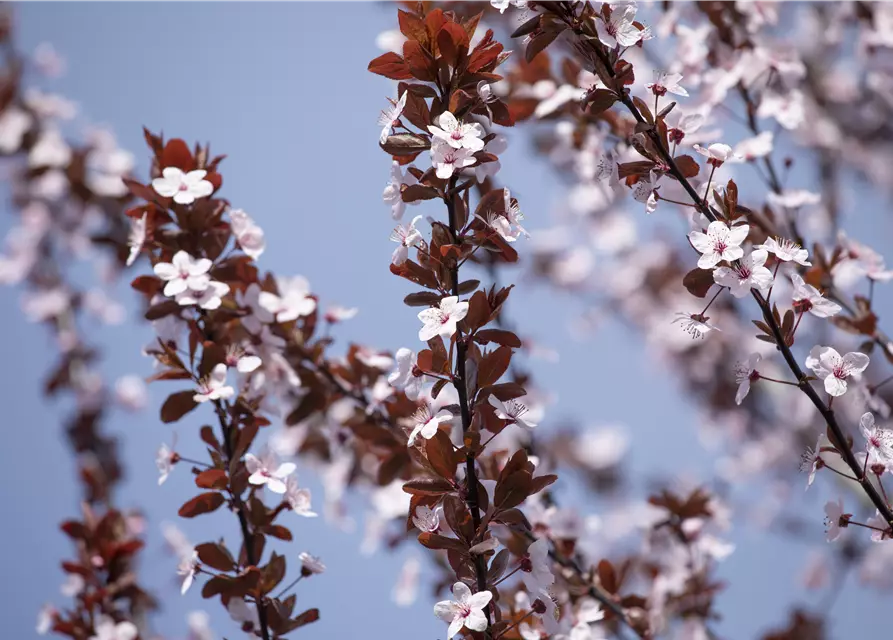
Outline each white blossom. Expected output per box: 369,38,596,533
791,273,841,318
434,582,493,639
418,296,469,341
193,364,235,403
713,249,773,297
805,346,869,397
689,221,749,269
245,450,296,494
152,167,214,205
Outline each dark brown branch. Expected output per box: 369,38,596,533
444,175,493,634
213,397,272,640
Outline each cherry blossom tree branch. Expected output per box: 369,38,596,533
211,395,272,640
549,8,893,528
444,175,494,633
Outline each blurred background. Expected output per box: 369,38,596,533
3,3,892,639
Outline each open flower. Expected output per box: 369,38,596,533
428,111,485,151
176,280,230,310
229,209,266,260
258,276,316,322
434,582,493,639
154,250,212,297
689,221,749,269
407,405,453,446
388,347,423,400
378,91,407,144
805,346,869,397
193,364,235,403
860,412,893,462
285,477,317,517
390,215,424,265
412,505,440,532
489,395,538,428
245,450,296,494
693,143,735,167
596,4,650,48
156,436,178,485
88,617,138,640
646,71,688,97
224,345,262,373
672,312,720,338
431,140,476,179
713,249,773,297
521,538,554,593
757,236,811,265
824,498,848,542
791,273,841,318
632,173,659,214
151,167,214,205
382,161,418,220
490,0,527,13
734,353,762,405
418,296,469,341
799,435,825,490
299,552,326,575
177,549,198,595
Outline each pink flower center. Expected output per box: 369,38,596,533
458,604,472,619
833,364,848,380
793,298,813,313
714,240,728,255
450,130,463,141
178,182,189,192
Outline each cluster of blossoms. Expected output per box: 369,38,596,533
474,0,893,635
16,3,893,640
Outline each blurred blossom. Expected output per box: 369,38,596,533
114,375,147,411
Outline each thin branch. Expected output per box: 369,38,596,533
549,10,893,528
444,175,493,635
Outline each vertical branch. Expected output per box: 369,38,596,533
212,398,272,640
445,177,493,631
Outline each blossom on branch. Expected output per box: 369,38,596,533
378,91,407,144
407,405,453,446
689,221,749,269
245,450,296,494
258,276,316,322
734,353,762,405
805,346,869,397
713,249,772,297
151,167,213,205
390,215,424,266
428,111,485,151
791,273,841,318
757,237,811,265
418,296,469,341
431,140,476,180
154,250,212,297
193,364,235,403
434,582,493,639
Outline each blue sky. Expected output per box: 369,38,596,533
3,3,889,639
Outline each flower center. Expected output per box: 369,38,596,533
178,182,189,192
833,365,848,380
793,298,813,313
